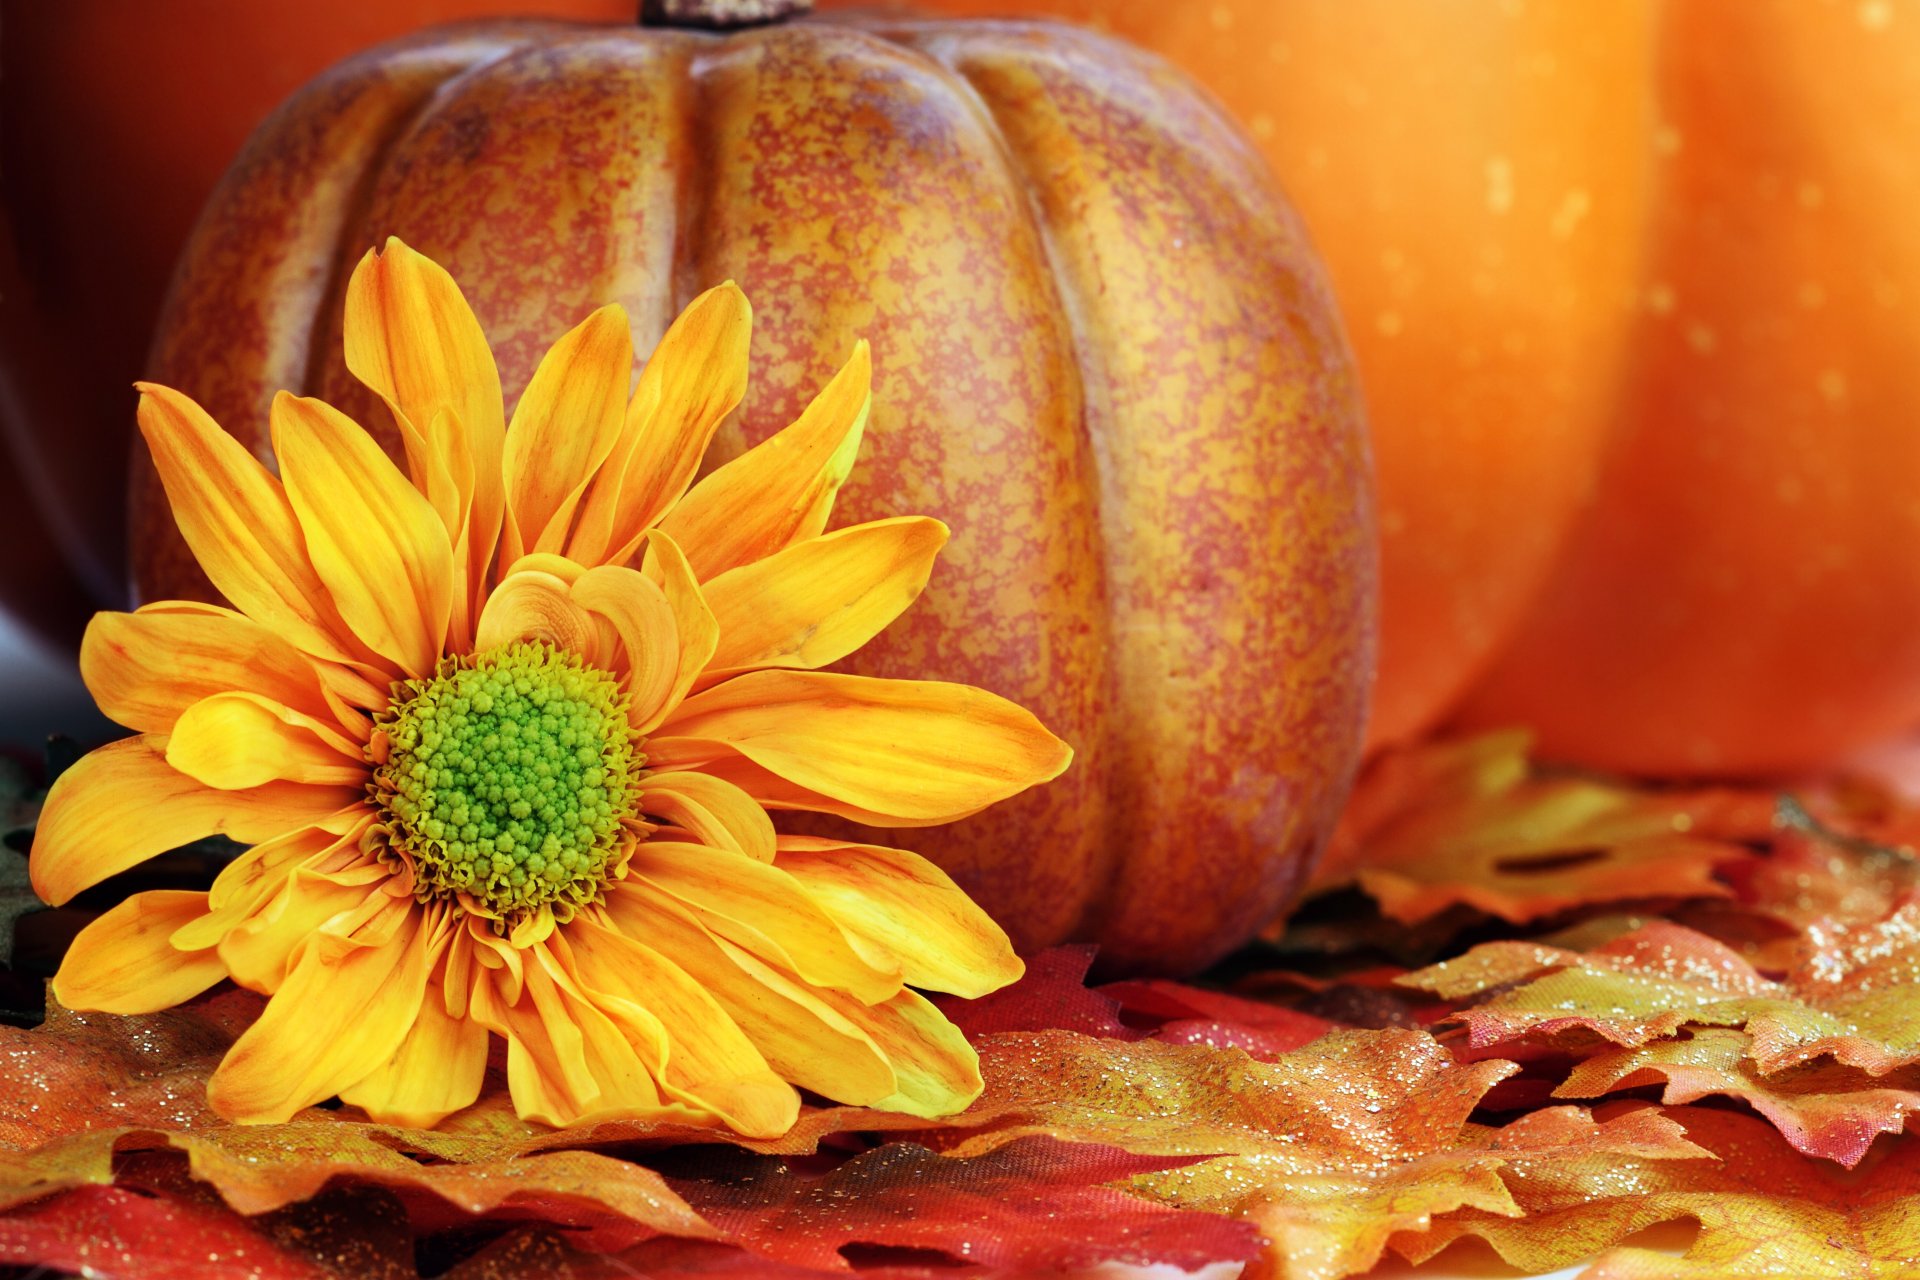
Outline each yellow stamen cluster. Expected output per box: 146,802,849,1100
372,642,639,922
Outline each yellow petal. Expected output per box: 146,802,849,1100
772,836,1023,999
570,282,752,566
500,304,634,562
654,671,1072,825
51,890,226,1014
135,384,358,664
208,900,440,1123
638,532,718,731
343,238,505,619
640,771,774,862
218,859,389,994
658,341,871,581
338,968,489,1128
567,913,799,1139
628,840,901,1006
605,880,897,1106
473,568,598,657
807,984,984,1118
474,944,675,1127
30,737,361,906
699,516,948,685
167,692,366,790
271,392,454,678
81,604,334,736
566,564,678,729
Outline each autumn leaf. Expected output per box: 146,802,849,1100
1404,908,1920,1075
1131,1101,1703,1280
1557,1028,1920,1168
661,1135,1261,1273
1392,1105,1920,1278
1099,978,1337,1058
1314,731,1770,926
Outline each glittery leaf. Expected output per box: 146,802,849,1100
1403,908,1920,1074
1392,1105,1920,1278
1557,1028,1920,1168
1314,732,1769,925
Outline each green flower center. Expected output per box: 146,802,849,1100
371,642,640,922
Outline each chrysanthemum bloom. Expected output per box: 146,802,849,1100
32,240,1070,1136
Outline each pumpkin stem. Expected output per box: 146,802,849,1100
640,0,813,28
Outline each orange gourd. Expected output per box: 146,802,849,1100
835,0,1658,753
130,12,1376,974
864,0,1920,777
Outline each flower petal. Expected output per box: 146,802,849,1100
338,968,489,1128
570,282,752,566
217,857,390,994
699,516,948,685
628,840,901,1005
638,532,718,731
640,771,774,863
605,880,897,1107
773,836,1023,999
167,692,367,790
658,341,871,581
473,568,598,657
81,604,335,736
501,304,634,563
30,737,361,906
653,671,1073,825
207,899,440,1123
271,391,454,678
51,891,226,1014
343,238,505,619
567,913,799,1138
806,984,984,1118
566,564,678,730
135,384,358,664
473,943,680,1127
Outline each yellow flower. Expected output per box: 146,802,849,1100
32,239,1070,1136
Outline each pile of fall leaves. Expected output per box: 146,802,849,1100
5,730,1920,1279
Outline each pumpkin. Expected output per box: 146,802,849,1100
1457,2,1920,775
854,0,1920,778
130,8,1376,975
825,0,1659,753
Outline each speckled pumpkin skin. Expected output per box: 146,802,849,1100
130,17,1376,976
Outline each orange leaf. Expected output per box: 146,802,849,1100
1559,1027,1920,1168
1392,1105,1920,1278
1319,731,1771,925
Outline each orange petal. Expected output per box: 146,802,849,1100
567,913,799,1138
699,516,948,685
135,384,358,664
51,890,226,1014
773,836,1023,999
473,568,598,657
654,671,1072,825
803,984,984,1118
474,943,678,1127
638,532,719,731
342,238,505,615
567,564,679,729
501,304,634,562
570,282,752,566
30,737,361,906
167,692,367,790
628,840,901,1005
640,771,774,862
218,858,390,994
657,341,870,581
271,392,454,677
81,604,335,736
208,899,441,1123
338,967,489,1128
605,880,897,1107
